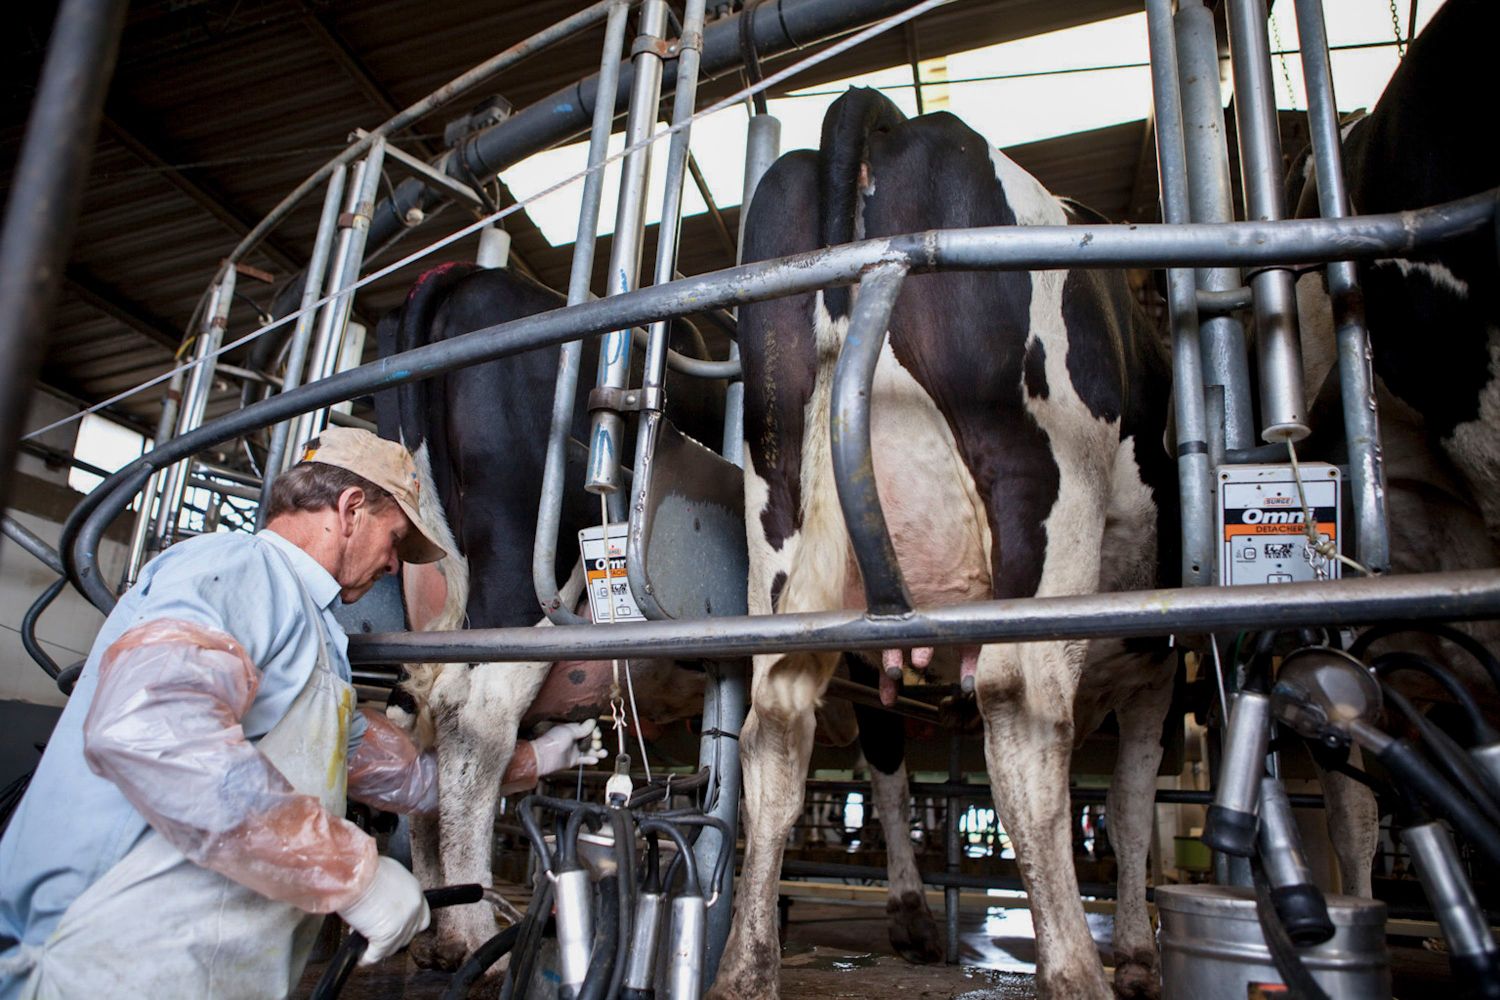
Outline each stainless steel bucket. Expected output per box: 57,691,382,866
1157,884,1390,1000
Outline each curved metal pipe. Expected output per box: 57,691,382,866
830,263,912,618
58,190,1500,612
366,0,921,253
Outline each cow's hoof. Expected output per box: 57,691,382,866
408,928,467,972
1112,949,1161,1000
887,890,943,964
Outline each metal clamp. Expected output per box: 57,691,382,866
632,34,672,58
588,385,664,413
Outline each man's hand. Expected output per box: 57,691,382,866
531,719,607,777
337,857,430,964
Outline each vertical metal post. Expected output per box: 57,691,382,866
585,0,671,495
1227,0,1310,443
1146,0,1216,588
1293,0,1390,573
124,366,187,585
639,0,708,399
694,658,748,985
944,734,962,965
152,269,236,550
257,163,349,521
0,0,128,529
1176,1,1256,452
287,139,386,462
722,113,782,467
534,0,632,625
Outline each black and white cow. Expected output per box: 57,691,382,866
1293,0,1499,547
1289,0,1500,897
375,261,993,971
373,264,717,967
711,89,1179,1000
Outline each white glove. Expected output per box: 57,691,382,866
531,719,607,776
337,857,431,965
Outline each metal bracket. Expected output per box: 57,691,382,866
632,34,672,58
588,385,664,413
352,128,485,209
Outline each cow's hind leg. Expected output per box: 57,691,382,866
1104,657,1174,1000
852,661,941,964
425,660,550,970
709,652,837,1000
977,641,1112,1000
1314,744,1378,897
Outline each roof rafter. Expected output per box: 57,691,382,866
100,109,305,274
63,266,183,353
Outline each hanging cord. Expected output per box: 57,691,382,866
739,0,770,115
599,493,653,783
24,0,948,445
1285,440,1372,578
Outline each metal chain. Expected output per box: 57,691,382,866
1269,10,1298,110
1388,0,1408,59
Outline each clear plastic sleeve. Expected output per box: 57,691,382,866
347,707,438,815
82,619,377,914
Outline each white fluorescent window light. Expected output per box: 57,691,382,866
69,413,147,496
503,3,1436,247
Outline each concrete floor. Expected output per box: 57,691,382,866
300,897,1454,999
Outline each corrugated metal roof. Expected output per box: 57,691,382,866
2,0,1161,441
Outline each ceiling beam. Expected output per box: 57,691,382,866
63,266,183,353
100,109,305,273
292,2,439,160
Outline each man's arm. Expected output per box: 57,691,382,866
83,619,378,913
348,714,605,811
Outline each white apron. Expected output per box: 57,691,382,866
10,566,353,1000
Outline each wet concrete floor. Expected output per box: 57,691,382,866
301,897,1453,999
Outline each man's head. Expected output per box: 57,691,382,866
264,429,446,603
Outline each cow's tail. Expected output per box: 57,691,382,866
817,86,907,320
385,263,480,750
394,262,482,459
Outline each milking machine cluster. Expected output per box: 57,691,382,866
311,766,726,1000
1187,624,1500,1000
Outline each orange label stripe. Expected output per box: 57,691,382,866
1223,521,1337,538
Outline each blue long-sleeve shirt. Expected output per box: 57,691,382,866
0,530,364,955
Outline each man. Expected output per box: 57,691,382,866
0,428,598,998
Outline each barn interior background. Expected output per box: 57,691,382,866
0,0,1479,997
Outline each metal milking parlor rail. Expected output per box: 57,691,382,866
11,0,1500,984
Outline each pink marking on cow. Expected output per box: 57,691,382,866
911,646,933,670
402,561,449,633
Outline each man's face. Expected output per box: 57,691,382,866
337,499,410,603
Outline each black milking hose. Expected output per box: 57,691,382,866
1251,858,1332,1000
310,883,485,1000
603,808,636,1000
1373,651,1499,745
501,877,554,1000
1350,623,1500,694
1377,738,1500,871
440,923,524,1000
1380,682,1500,829
574,875,620,1000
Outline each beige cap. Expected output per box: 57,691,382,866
297,428,447,564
